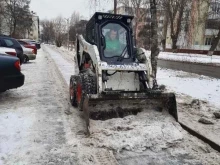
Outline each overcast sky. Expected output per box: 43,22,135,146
30,0,113,20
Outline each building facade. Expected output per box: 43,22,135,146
166,0,220,51
25,12,40,41
0,1,40,40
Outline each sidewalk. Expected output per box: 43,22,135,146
42,45,76,85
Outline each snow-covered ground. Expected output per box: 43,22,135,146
1,44,219,164
41,45,220,164
157,68,220,107
52,45,220,147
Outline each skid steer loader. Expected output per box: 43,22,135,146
69,12,178,134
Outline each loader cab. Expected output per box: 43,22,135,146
85,12,134,63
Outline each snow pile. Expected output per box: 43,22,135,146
81,111,183,153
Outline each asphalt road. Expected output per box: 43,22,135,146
158,59,220,79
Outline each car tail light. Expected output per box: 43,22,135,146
32,49,36,54
6,52,17,56
14,60,21,71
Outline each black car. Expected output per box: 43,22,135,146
0,53,25,92
0,35,24,64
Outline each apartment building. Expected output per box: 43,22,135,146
166,0,220,51
26,12,40,41
0,1,39,40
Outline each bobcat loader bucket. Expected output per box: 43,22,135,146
82,91,178,134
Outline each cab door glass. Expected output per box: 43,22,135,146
102,23,129,58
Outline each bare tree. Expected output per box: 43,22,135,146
69,20,88,42
70,11,81,26
207,0,220,55
53,15,67,47
41,19,55,44
89,0,118,13
3,0,32,37
0,0,4,33
208,26,220,55
120,0,148,47
162,0,189,50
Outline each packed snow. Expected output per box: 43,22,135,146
42,45,220,164
1,44,219,165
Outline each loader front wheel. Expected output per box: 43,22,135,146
76,70,97,111
70,75,77,107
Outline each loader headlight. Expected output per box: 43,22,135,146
127,18,131,23
98,15,103,20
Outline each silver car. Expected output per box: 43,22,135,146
21,45,36,63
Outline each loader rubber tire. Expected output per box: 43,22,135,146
70,75,78,107
77,70,97,111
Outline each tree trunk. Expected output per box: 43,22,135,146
171,36,178,50
150,0,159,88
208,27,220,56
162,12,168,51
12,20,17,37
114,0,117,14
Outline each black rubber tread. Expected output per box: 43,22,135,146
77,69,97,111
70,75,78,107
23,55,29,63
19,55,24,65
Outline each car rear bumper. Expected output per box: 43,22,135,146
0,73,25,90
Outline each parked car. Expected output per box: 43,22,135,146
20,39,41,49
17,39,37,54
29,40,41,49
0,53,25,92
21,45,36,63
0,35,24,64
0,47,17,57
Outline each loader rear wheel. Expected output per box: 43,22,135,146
76,70,97,111
69,75,77,107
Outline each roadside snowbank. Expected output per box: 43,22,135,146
157,68,220,107
143,50,220,65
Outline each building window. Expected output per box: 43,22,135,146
194,41,199,45
205,38,213,45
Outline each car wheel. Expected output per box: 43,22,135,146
23,55,28,63
19,57,23,65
